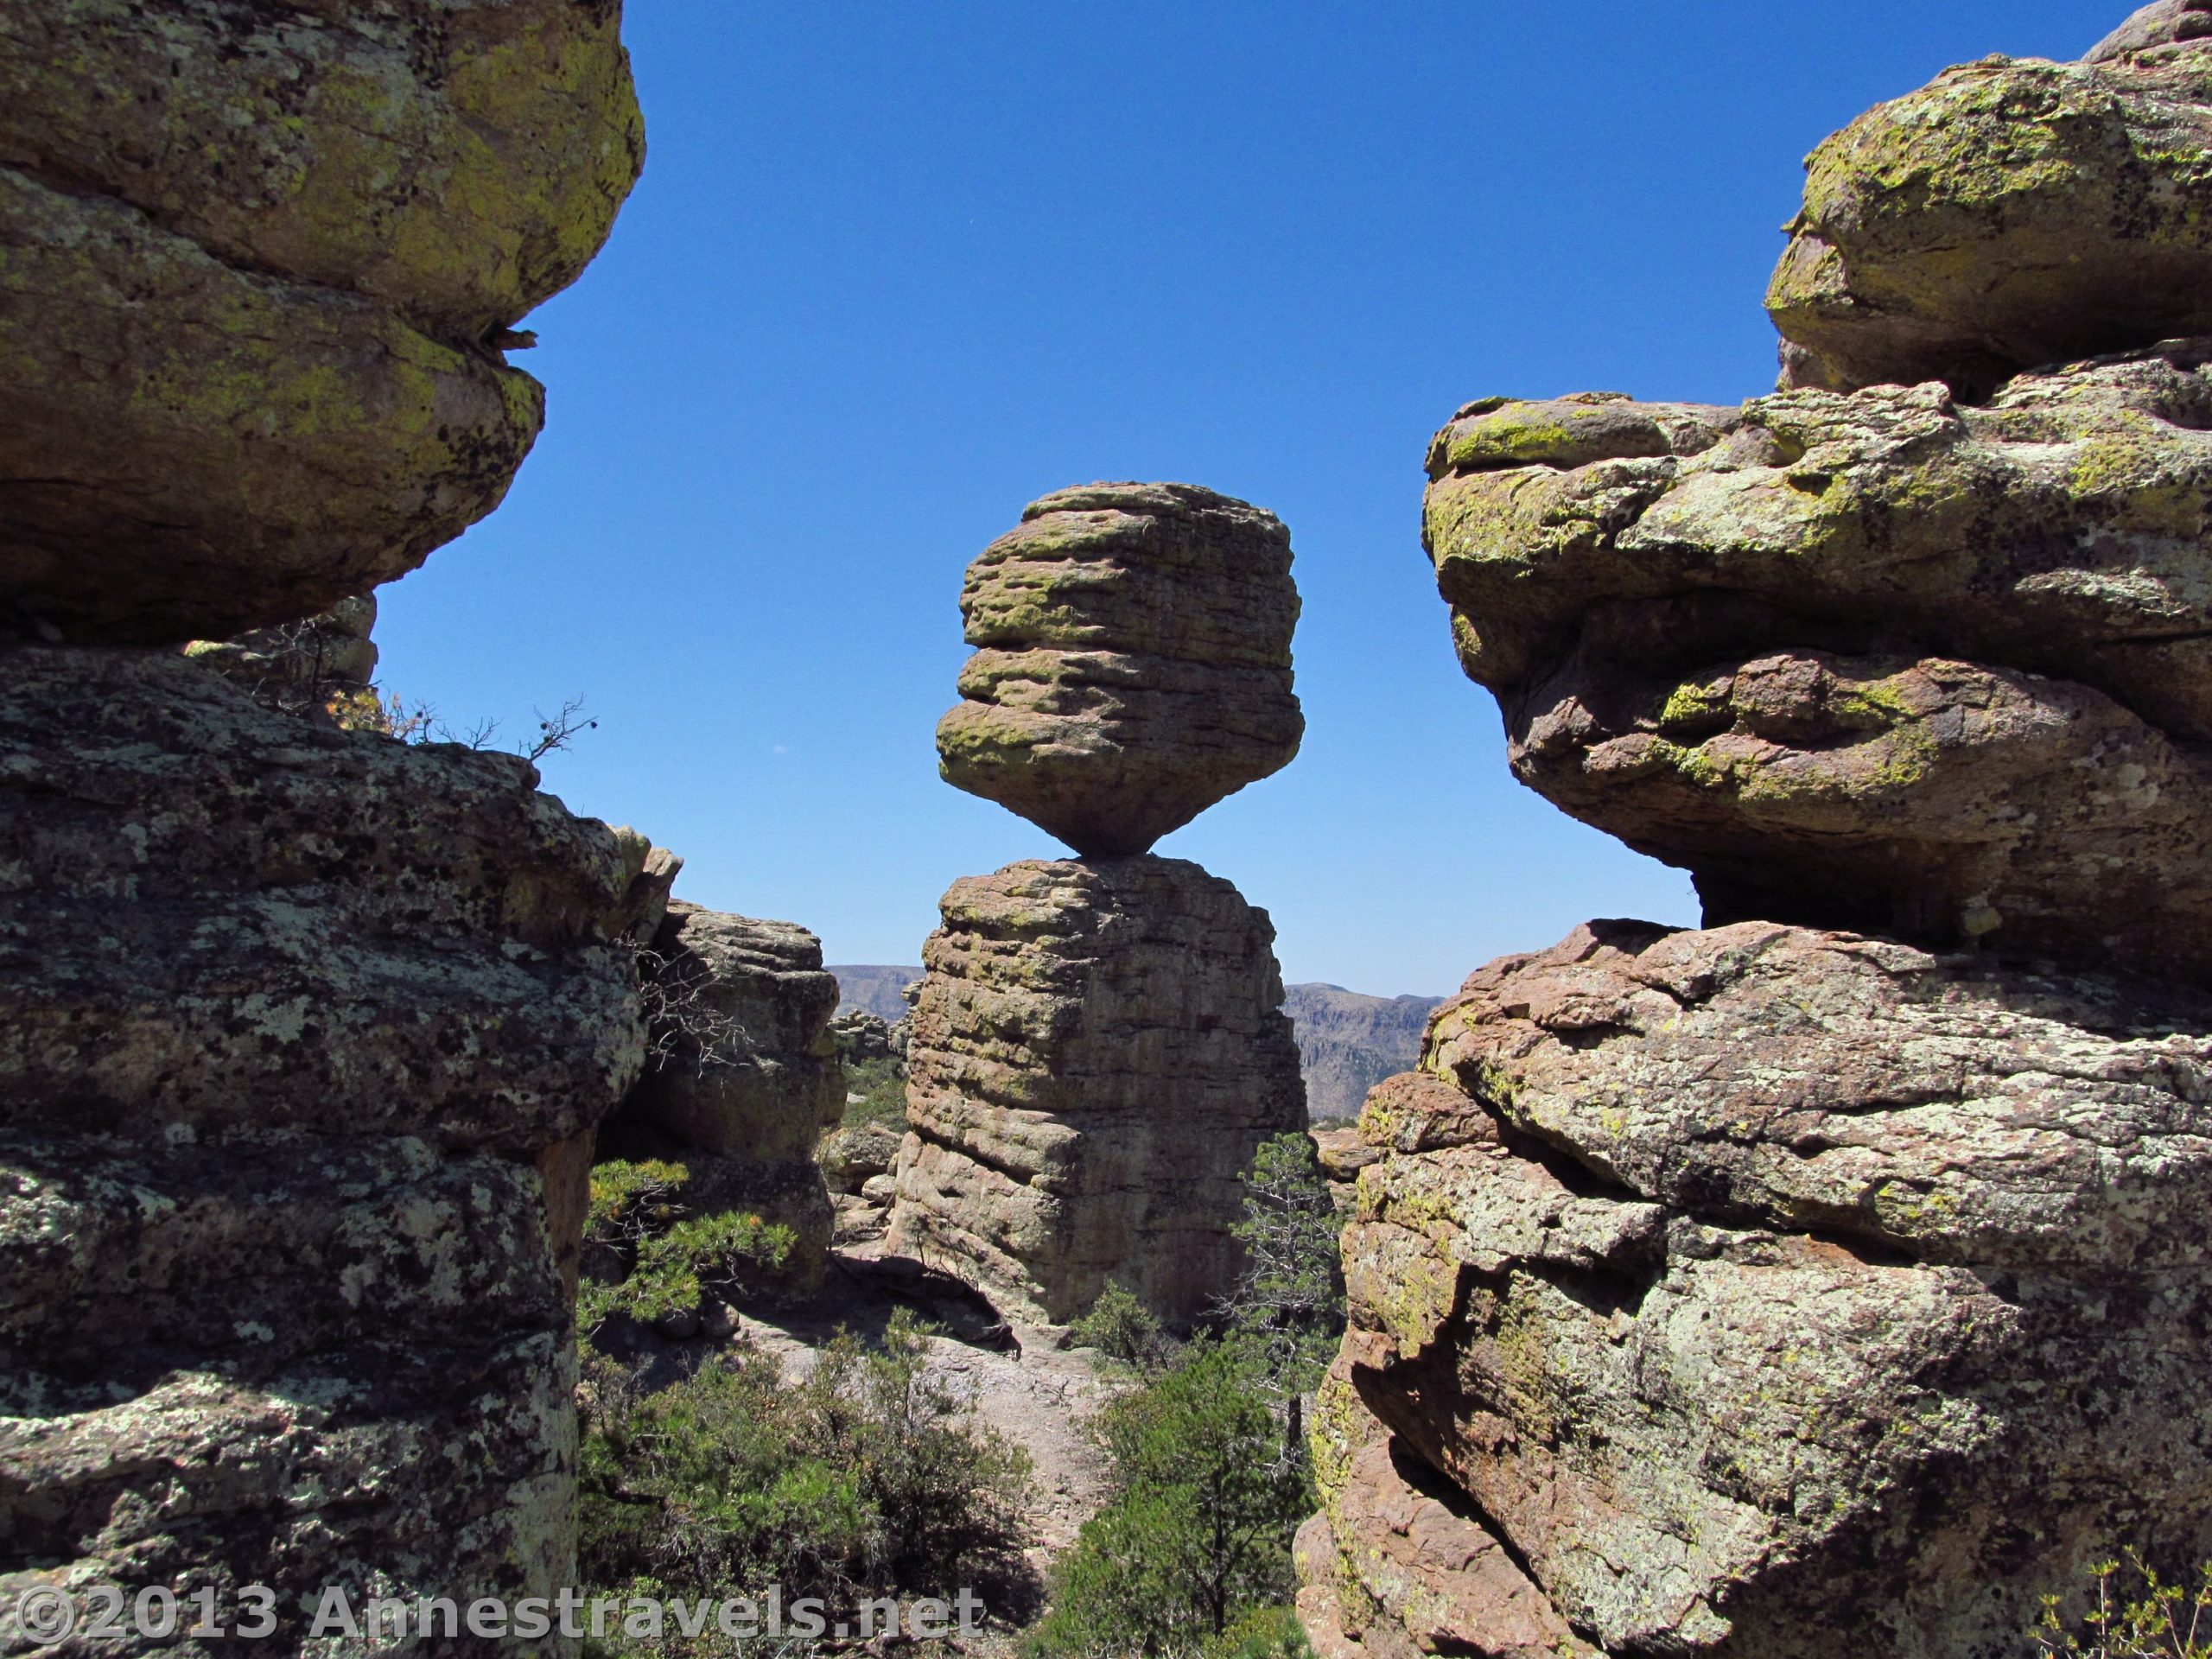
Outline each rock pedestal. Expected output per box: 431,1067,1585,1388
888,857,1306,1325
1307,6,2212,1655
905,483,1307,1325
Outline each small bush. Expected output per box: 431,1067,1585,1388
839,1055,907,1131
579,1309,1033,1654
2036,1554,2212,1658
1201,1605,1315,1659
1068,1281,1176,1372
578,1159,793,1337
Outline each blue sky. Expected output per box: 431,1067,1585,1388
379,2,2104,995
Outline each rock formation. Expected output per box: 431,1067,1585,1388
888,858,1306,1324
604,901,846,1287
1769,3,2212,397
894,485,1307,1325
1,2,645,1646
1307,6,2212,1655
0,0,643,644
937,482,1302,857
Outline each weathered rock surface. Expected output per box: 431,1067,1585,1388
607,902,845,1284
888,856,1306,1324
1313,919,2212,1658
937,483,1303,855
1769,17,2212,395
1299,1363,1592,1659
0,645,643,1642
1424,352,2212,968
184,594,380,699
0,0,644,645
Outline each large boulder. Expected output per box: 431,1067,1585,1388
937,482,1304,856
1422,353,2212,969
0,645,644,1643
608,902,845,1285
1315,919,2212,1659
888,856,1307,1325
0,0,644,645
1768,13,2212,395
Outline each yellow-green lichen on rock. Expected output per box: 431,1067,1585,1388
0,0,645,645
1767,37,2212,394
0,0,645,336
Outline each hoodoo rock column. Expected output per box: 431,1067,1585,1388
1303,5,2212,1656
888,483,1308,1325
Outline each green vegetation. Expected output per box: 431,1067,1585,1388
1028,1134,1344,1658
578,1310,1033,1656
577,1160,793,1338
2036,1554,2212,1659
839,1054,906,1130
1068,1281,1175,1373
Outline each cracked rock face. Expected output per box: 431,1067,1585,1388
0,0,644,645
887,856,1306,1325
1423,354,2212,969
607,902,846,1286
1769,12,2212,396
1304,921,2212,1659
937,482,1303,857
0,646,644,1643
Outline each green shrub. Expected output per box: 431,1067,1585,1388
1068,1281,1176,1372
1026,1341,1312,1658
838,1055,906,1131
1201,1605,1314,1659
580,1309,1033,1654
2036,1554,2212,1657
577,1159,793,1337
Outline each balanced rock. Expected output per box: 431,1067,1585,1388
888,856,1306,1324
0,646,644,1637
937,482,1303,855
1423,353,2212,969
0,0,644,644
1768,10,2212,394
608,902,846,1286
1307,920,2212,1658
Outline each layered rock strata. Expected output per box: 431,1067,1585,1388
0,646,645,1645
607,901,846,1286
184,594,382,709
937,482,1303,856
888,857,1306,1325
1311,8,2212,1653
0,0,644,643
1423,352,2212,973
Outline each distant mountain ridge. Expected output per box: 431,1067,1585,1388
825,964,921,1025
1281,983,1443,1122
829,965,1441,1122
